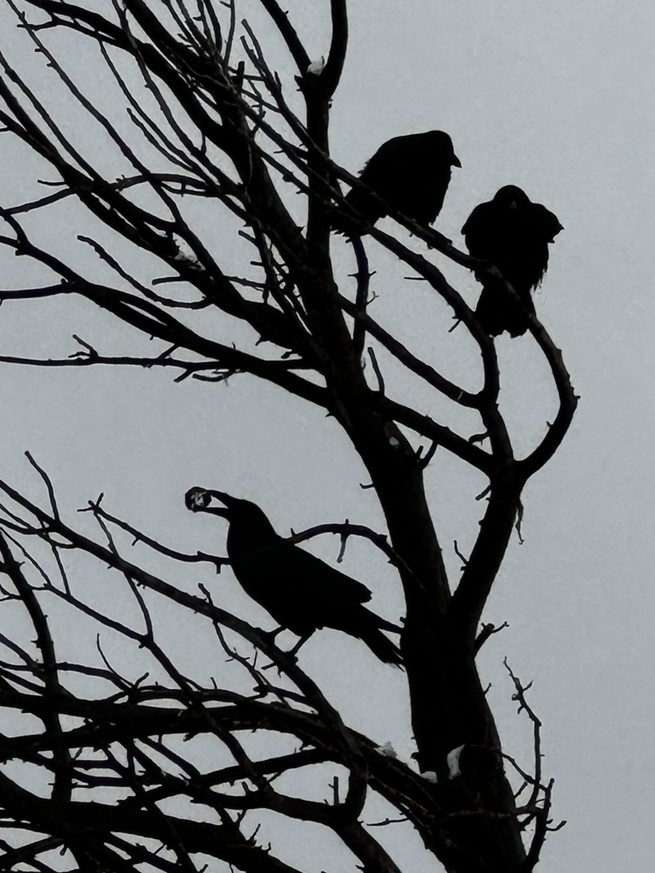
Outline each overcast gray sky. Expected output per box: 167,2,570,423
0,1,653,870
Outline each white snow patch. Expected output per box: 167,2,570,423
307,56,326,75
172,237,203,270
447,744,465,779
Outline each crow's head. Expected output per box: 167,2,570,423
427,130,462,168
186,486,232,517
185,488,274,532
494,185,529,209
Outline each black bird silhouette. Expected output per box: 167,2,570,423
340,130,461,232
462,185,563,337
185,488,402,665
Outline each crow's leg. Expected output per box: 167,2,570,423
287,632,312,658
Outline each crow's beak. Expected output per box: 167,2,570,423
185,487,231,517
185,487,210,511
452,154,462,168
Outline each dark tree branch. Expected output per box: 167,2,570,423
258,0,310,72
0,534,73,802
320,0,348,97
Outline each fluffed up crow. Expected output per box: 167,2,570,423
185,488,403,665
462,185,563,337
338,130,461,233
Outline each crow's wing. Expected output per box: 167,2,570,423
358,136,407,183
343,138,408,224
461,201,498,256
267,538,372,602
228,535,373,630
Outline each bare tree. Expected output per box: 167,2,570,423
0,2,575,872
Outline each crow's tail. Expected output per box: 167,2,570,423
475,278,534,338
354,607,403,667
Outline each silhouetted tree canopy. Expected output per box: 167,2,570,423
0,3,576,873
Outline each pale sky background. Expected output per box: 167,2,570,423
0,1,653,871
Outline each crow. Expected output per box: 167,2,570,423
339,130,461,232
462,185,563,337
185,488,402,665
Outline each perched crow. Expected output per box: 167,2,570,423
186,488,402,665
340,130,461,232
462,185,563,337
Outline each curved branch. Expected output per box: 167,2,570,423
516,318,578,478
321,0,348,97
257,0,310,72
337,291,480,407
338,820,405,873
